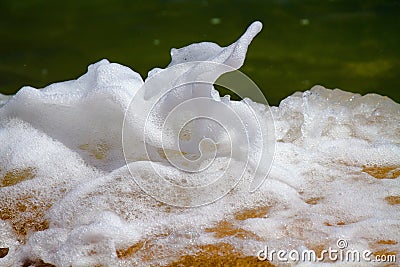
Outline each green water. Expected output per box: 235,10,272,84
1,0,399,106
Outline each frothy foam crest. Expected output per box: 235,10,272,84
0,21,399,266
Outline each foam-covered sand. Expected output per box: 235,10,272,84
0,22,399,266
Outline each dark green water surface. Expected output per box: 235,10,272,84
1,0,399,105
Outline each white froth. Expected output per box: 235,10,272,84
1,21,399,266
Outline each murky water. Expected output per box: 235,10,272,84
1,0,399,105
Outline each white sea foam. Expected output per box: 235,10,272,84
0,21,399,266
